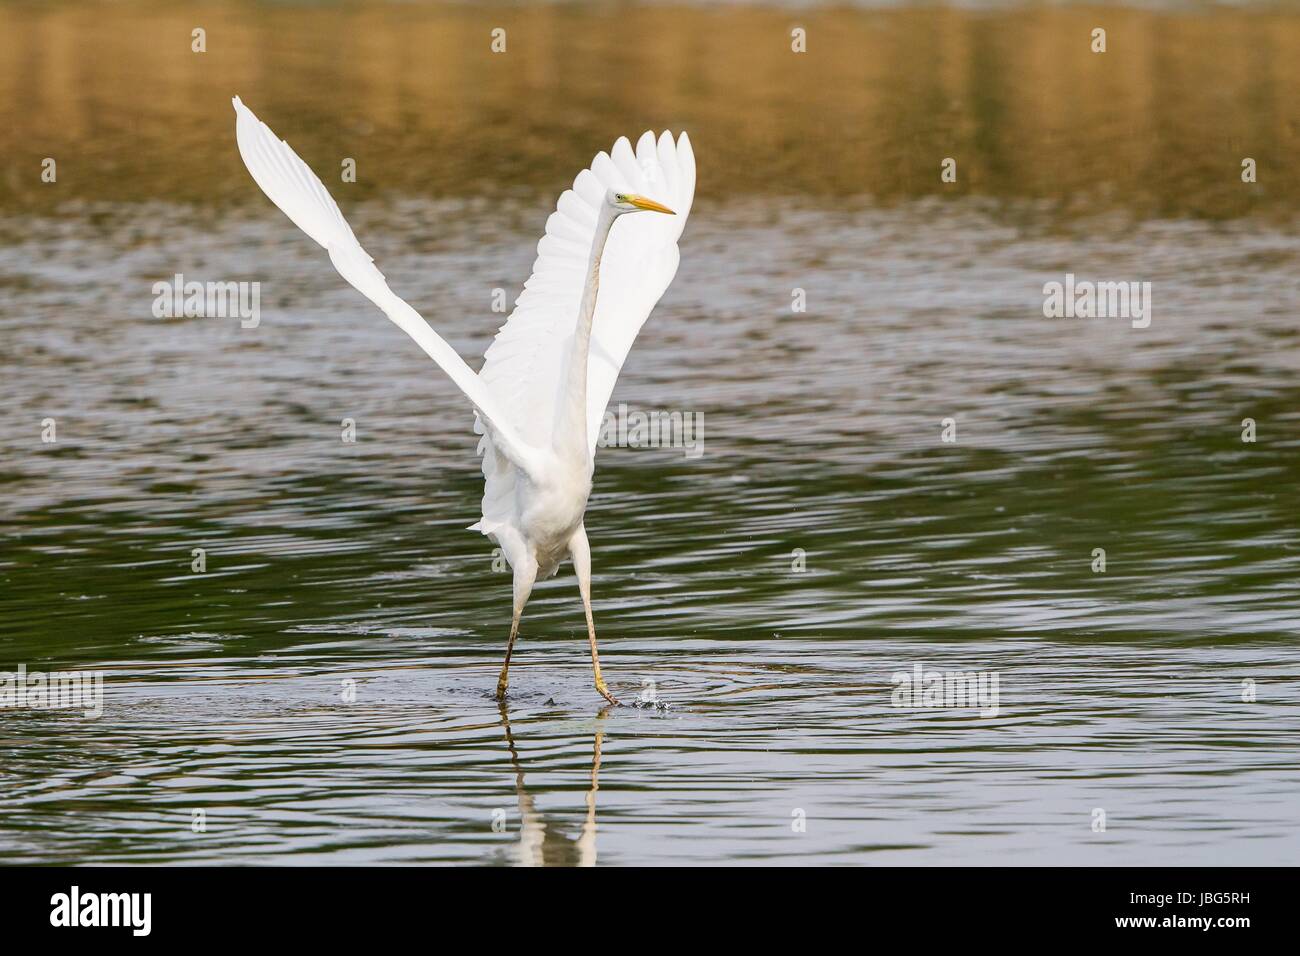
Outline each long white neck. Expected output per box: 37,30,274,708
553,202,617,466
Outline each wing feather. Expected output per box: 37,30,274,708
231,96,541,479
472,130,695,537
610,137,641,188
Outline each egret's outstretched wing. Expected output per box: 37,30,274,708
477,131,696,459
231,96,541,478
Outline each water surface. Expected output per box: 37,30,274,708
1,0,1299,865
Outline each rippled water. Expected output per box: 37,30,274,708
3,0,1300,865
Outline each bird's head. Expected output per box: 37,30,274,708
607,189,675,217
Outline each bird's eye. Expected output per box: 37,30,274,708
615,193,626,203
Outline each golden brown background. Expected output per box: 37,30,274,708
0,0,1295,218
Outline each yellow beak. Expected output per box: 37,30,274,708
628,194,676,215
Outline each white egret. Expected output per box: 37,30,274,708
232,98,695,704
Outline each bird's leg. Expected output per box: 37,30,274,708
497,557,537,700
495,613,521,700
570,525,618,705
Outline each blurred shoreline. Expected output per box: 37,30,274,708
1,1,1296,219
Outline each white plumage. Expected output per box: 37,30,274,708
232,96,543,475
232,96,696,704
474,130,695,543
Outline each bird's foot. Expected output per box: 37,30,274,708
595,680,620,707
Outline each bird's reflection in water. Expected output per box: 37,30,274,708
497,702,611,867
